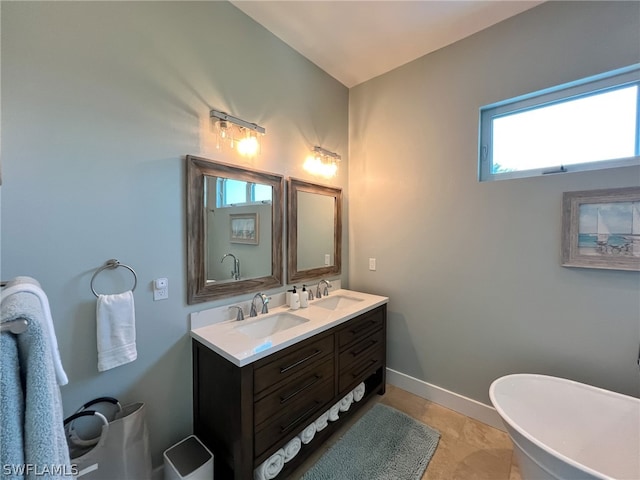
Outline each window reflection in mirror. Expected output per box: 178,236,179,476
287,178,342,284
186,155,283,304
205,176,273,282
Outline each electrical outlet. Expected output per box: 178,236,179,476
153,278,169,301
324,254,331,265
368,258,376,271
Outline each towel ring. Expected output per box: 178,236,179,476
90,259,138,297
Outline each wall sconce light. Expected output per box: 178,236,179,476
210,109,266,157
304,146,341,177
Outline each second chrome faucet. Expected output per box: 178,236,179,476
316,279,332,298
250,293,269,317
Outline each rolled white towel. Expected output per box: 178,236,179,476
328,402,340,422
254,449,285,480
353,382,366,402
298,422,316,445
314,411,329,432
283,436,301,463
339,391,354,412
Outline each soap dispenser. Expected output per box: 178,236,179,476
290,286,300,310
300,285,309,308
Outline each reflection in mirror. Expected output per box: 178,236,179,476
297,191,335,270
287,178,342,284
205,176,272,282
187,155,283,304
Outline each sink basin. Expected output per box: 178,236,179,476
234,312,309,339
311,295,364,311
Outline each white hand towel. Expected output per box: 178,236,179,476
253,449,284,480
298,422,316,445
282,436,301,462
1,277,68,385
353,382,366,402
96,291,137,372
339,391,354,412
328,402,340,422
314,411,329,432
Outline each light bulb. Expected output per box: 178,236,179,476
237,133,260,157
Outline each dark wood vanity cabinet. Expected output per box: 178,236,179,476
192,304,386,480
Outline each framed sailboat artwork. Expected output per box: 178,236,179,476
562,187,640,271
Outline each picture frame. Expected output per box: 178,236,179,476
562,187,640,271
230,213,259,245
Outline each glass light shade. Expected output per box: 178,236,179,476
237,132,260,157
304,153,338,177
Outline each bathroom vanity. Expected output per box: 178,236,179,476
190,290,388,479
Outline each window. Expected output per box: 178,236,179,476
479,65,640,181
215,178,272,207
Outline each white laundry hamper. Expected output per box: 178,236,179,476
64,397,152,479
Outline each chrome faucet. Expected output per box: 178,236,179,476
304,284,314,301
316,279,332,298
250,293,269,317
221,253,240,280
228,305,244,321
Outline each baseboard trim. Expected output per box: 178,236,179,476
386,368,505,431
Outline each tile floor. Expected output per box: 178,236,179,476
291,384,521,480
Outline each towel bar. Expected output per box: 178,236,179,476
0,318,28,334
91,259,138,297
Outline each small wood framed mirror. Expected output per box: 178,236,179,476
186,155,284,303
287,178,342,284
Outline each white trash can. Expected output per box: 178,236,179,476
163,435,213,480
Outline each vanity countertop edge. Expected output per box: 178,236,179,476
190,289,389,367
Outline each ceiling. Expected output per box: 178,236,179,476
231,1,544,88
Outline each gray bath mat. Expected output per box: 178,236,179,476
301,403,440,480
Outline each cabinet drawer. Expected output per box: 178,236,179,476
338,328,384,369
254,377,334,459
338,347,383,393
337,307,384,350
254,335,334,394
254,357,333,427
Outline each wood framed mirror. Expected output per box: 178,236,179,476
186,155,284,304
287,178,342,284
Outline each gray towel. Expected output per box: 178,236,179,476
1,291,71,479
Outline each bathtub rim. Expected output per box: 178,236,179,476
489,373,638,480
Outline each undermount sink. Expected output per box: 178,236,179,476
234,312,309,339
311,294,364,311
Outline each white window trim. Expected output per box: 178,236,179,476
479,64,640,182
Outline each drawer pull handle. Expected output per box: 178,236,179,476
352,359,377,379
351,340,377,357
280,349,322,373
280,375,322,404
349,319,378,335
280,401,321,433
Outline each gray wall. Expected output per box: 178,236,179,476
1,1,348,466
349,1,640,403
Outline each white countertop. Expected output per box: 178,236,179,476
190,289,389,366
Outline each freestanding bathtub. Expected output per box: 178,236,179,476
489,374,640,480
